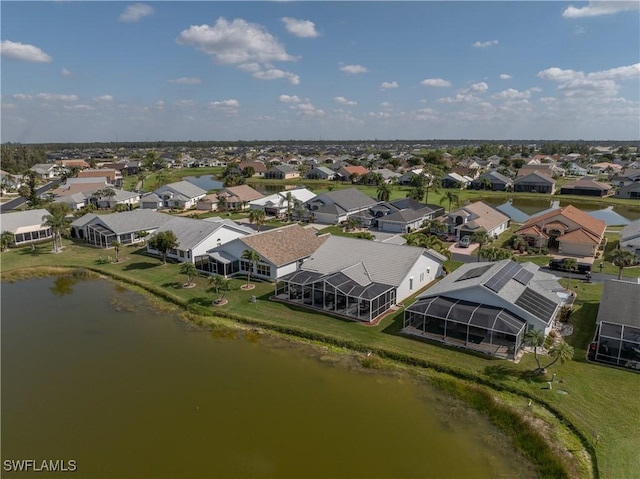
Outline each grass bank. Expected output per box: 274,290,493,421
2,241,639,478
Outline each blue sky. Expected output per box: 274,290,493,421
1,1,639,143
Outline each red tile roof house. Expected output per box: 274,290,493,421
514,205,606,258
336,165,370,182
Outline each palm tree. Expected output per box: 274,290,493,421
609,248,637,280
424,175,441,204
376,182,391,202
439,191,460,213
111,240,122,263
156,170,169,188
481,176,493,191
42,208,71,253
542,340,575,371
137,173,146,189
1,231,14,251
285,192,294,222
135,230,149,246
101,187,117,208
524,329,545,372
248,209,266,232
208,274,231,303
241,249,261,287
470,230,492,262
480,246,515,262
217,195,227,211
562,258,578,291
179,262,198,285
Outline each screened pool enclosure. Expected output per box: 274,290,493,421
403,296,528,359
275,269,396,322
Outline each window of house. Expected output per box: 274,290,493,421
409,277,414,291
240,260,251,272
257,264,271,277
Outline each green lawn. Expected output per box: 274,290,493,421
2,239,639,478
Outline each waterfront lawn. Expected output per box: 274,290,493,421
2,240,639,479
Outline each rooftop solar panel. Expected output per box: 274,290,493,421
455,264,494,282
515,288,558,322
513,269,534,285
485,262,522,293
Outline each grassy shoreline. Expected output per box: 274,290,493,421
2,259,595,479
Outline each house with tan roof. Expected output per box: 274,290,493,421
560,177,612,197
77,168,122,188
514,204,606,257
444,201,510,240
513,171,556,194
217,185,264,210
336,165,370,182
201,224,327,280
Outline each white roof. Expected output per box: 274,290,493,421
1,209,51,234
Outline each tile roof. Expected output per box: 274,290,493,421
562,178,611,190
221,185,264,202
451,201,510,232
517,205,606,240
514,171,555,184
239,224,328,266
342,165,370,176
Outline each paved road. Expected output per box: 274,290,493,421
0,180,60,212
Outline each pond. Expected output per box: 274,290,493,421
484,197,640,225
183,175,224,191
1,278,533,478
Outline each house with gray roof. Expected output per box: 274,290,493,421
615,182,640,200
619,220,640,258
148,181,207,210
147,216,253,264
264,164,300,180
361,198,443,233
1,209,53,247
591,279,640,371
441,172,471,189
305,166,336,180
30,163,59,179
275,235,445,322
513,171,556,194
71,209,173,247
470,171,513,191
404,259,564,358
302,188,379,224
445,201,510,240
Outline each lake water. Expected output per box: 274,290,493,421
485,198,640,225
1,278,531,479
183,175,224,191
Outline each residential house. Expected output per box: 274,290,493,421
589,162,623,175
237,161,267,177
615,182,640,200
264,164,300,180
366,198,444,233
513,171,556,194
398,168,425,185
469,171,513,191
336,165,370,182
566,163,590,176
275,235,445,322
0,169,23,192
444,201,510,239
217,185,264,210
591,279,640,371
54,159,90,170
71,209,172,247
77,168,123,188
197,194,220,212
148,181,207,210
303,188,379,224
611,169,640,187
441,172,471,189
249,188,316,217
560,177,612,197
30,163,59,180
514,204,606,257
619,220,640,258
0,208,53,246
147,216,254,264
306,166,336,181
370,168,402,184
403,260,565,359
198,224,327,279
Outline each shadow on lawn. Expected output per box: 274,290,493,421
484,364,549,384
122,262,157,271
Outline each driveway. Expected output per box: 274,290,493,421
449,242,479,255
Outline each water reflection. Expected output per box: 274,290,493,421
183,175,224,191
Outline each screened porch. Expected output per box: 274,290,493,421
275,270,396,323
403,296,527,359
194,251,240,277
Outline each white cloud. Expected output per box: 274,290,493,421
252,68,300,85
177,18,297,65
155,100,165,109
380,102,392,108
61,68,71,77
1,40,52,63
289,102,324,116
492,88,532,100
499,74,512,80
168,77,202,84
334,96,357,106
472,39,499,48
340,64,368,74
93,95,114,103
174,100,195,107
35,93,78,101
64,104,95,111
279,95,301,103
562,1,640,18
380,81,399,90
118,3,154,22
421,78,451,88
437,93,479,104
281,17,319,38
467,82,488,93
12,94,33,101
537,63,639,97
209,99,240,113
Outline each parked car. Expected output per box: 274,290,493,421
458,236,470,248
548,258,592,274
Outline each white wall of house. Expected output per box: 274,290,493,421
396,254,441,302
313,212,342,224
379,217,425,233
